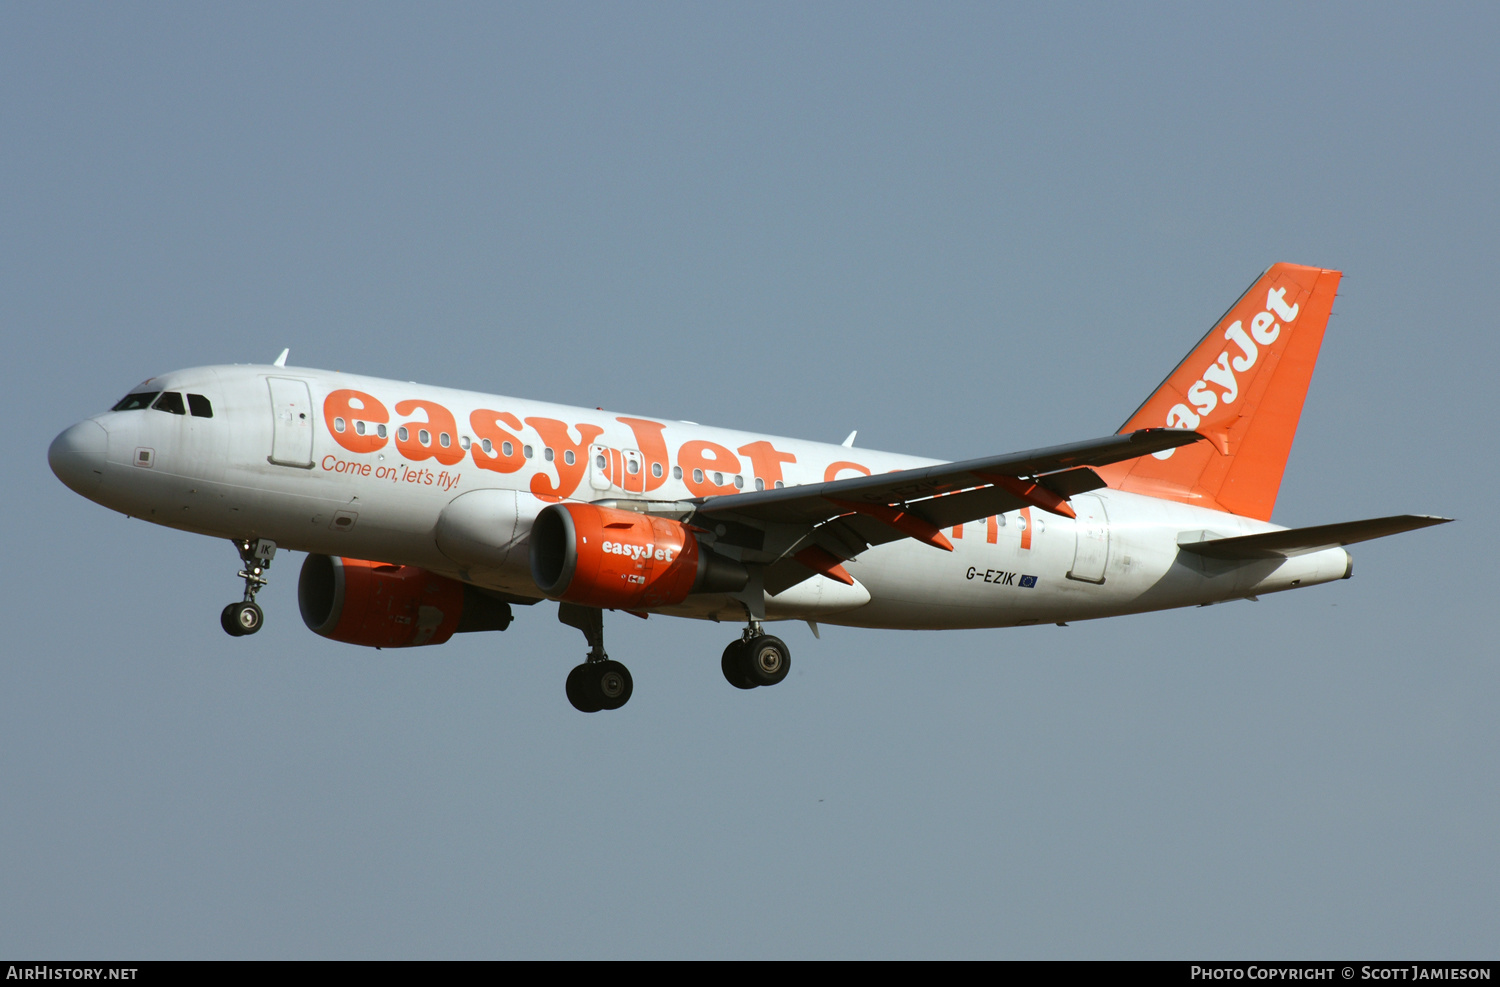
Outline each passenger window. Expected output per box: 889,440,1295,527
151,392,187,415
334,417,347,433
692,468,703,483
500,441,511,456
112,391,160,412
652,463,663,478
355,421,366,435
673,466,682,480
376,424,387,438
564,450,576,466
626,458,639,475
187,394,213,418
755,477,765,491
734,475,744,489
544,447,555,462
523,445,534,459
398,427,409,441
439,432,451,448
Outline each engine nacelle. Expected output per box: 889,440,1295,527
530,502,749,609
298,555,513,648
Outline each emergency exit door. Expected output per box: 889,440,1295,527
1066,494,1109,584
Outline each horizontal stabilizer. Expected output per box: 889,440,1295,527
1177,515,1451,560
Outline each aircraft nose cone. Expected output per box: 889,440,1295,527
49,420,108,495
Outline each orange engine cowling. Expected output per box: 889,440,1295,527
298,555,513,648
530,503,749,609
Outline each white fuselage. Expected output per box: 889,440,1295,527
50,363,1351,630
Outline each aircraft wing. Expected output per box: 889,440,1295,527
1176,514,1452,560
694,428,1203,526
682,428,1203,592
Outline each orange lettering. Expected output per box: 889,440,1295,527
470,410,528,474
527,418,604,500
679,441,741,497
824,460,871,483
324,389,389,454
617,418,670,494
738,440,797,488
394,400,465,466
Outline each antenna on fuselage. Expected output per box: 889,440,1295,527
841,430,857,448
272,348,289,368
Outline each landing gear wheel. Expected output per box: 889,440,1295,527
221,603,246,637
744,634,790,687
566,663,602,713
721,640,757,690
566,661,633,712
221,601,263,637
596,661,633,711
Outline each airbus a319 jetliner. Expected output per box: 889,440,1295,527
49,263,1448,711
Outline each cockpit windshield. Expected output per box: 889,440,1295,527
111,391,160,412
151,392,187,415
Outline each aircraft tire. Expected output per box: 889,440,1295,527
236,602,264,635
223,601,262,636
221,603,246,637
596,661,633,711
721,640,757,690
566,663,603,713
745,635,790,687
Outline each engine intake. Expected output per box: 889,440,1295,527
530,502,748,608
298,555,513,648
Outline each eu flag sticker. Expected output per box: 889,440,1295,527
1019,574,1038,589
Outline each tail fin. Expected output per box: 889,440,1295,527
1096,263,1342,520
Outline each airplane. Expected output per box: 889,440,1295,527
47,263,1449,712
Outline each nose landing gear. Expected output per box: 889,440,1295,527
221,538,276,637
559,602,634,712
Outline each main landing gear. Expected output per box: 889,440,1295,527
555,606,791,710
721,620,791,691
221,538,276,637
559,603,633,713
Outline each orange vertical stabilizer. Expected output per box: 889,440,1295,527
1096,263,1343,521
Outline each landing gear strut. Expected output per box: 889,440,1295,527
721,618,791,690
559,603,633,713
221,538,275,637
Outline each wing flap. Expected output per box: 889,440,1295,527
907,486,1031,530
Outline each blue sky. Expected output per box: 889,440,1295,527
3,3,1496,957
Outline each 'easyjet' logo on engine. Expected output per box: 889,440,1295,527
603,541,676,563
